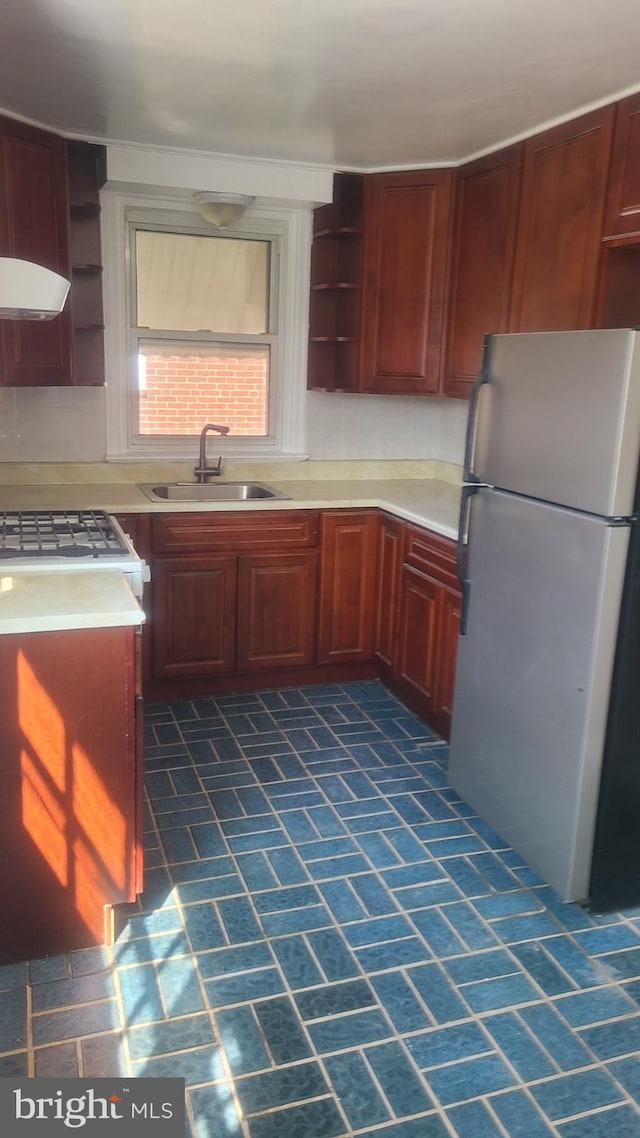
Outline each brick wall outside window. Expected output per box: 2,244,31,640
138,353,268,436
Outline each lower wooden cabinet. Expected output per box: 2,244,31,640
395,566,461,735
381,520,462,738
237,552,318,671
397,564,441,707
152,555,237,678
148,511,321,686
318,510,379,663
436,586,462,728
375,513,404,667
0,625,141,964
143,507,461,737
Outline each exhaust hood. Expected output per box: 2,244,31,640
0,258,71,320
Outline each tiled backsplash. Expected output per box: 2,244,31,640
0,386,468,467
0,385,107,462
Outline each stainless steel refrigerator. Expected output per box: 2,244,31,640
449,328,640,910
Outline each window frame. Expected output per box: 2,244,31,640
101,189,311,461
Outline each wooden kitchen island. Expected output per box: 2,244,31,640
0,570,144,965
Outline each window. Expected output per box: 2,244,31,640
134,229,273,438
102,192,311,460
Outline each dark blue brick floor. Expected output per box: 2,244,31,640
2,681,640,1137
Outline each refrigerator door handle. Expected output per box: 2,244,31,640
457,484,481,636
463,336,492,483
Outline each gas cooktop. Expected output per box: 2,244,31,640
0,510,130,559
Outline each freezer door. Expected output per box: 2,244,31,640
449,489,629,902
470,329,640,517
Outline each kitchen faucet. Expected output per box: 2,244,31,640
194,422,230,482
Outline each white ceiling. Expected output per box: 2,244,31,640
3,0,640,169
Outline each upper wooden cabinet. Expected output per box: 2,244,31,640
602,94,640,240
0,115,73,386
359,169,454,395
0,116,106,387
444,145,523,397
509,107,615,333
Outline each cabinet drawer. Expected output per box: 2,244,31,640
404,525,459,591
152,510,320,554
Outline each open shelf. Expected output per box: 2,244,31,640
69,202,101,219
597,239,640,329
308,174,364,392
311,282,358,291
66,141,106,385
314,226,361,239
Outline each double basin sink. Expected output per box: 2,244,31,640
139,481,290,503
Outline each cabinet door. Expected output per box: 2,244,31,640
603,93,640,239
318,511,378,663
0,116,73,386
152,555,237,677
375,513,404,667
360,170,453,394
444,146,523,397
396,564,440,709
237,551,318,671
509,107,614,332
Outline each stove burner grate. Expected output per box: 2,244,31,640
0,510,129,559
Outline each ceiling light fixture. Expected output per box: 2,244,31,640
193,191,255,229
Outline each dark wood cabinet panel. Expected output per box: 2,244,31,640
397,564,440,705
444,146,523,397
603,93,640,240
360,169,454,395
149,510,323,690
375,513,404,667
152,510,319,555
404,524,460,591
114,512,152,559
0,626,139,964
318,510,378,663
151,554,237,677
145,508,460,730
435,586,462,733
509,107,614,333
0,115,73,386
385,525,461,739
237,552,318,670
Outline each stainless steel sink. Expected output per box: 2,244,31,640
139,481,290,502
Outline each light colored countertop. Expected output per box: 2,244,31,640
0,569,145,636
0,478,462,540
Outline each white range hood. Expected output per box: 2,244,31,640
0,258,70,320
